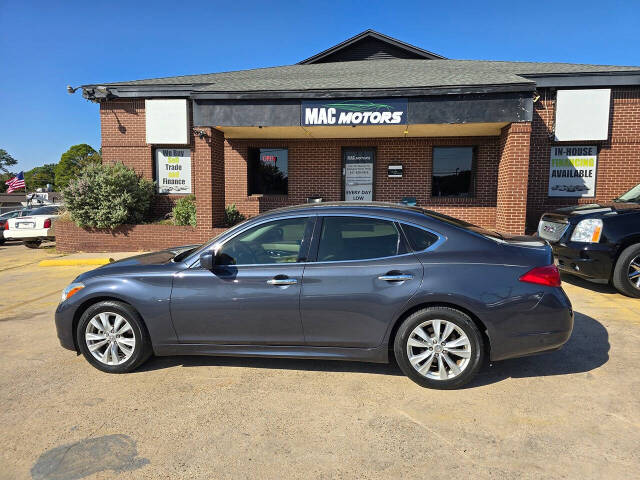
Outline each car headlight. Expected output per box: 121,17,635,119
570,219,603,243
61,282,84,302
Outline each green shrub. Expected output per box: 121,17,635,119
63,162,155,229
223,203,245,227
172,194,196,226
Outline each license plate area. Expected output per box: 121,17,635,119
17,222,35,229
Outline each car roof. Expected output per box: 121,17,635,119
266,201,426,216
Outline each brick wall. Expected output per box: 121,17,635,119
526,87,640,230
100,99,195,218
496,122,532,234
55,221,226,253
225,136,501,229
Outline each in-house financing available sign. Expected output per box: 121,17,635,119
156,148,192,194
548,146,597,197
301,98,408,126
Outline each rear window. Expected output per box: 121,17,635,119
30,206,60,215
401,224,438,251
421,209,504,241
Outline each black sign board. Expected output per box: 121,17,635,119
301,98,408,126
388,165,403,178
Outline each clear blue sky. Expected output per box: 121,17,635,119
1,0,638,172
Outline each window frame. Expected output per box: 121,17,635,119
190,215,316,268
307,214,437,264
247,147,290,196
430,146,477,198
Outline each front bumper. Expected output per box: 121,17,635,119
55,300,78,351
550,241,616,281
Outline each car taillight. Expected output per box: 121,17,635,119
43,218,51,228
3,221,8,230
519,265,561,287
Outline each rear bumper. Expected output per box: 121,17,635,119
4,227,54,240
550,241,616,281
489,287,574,362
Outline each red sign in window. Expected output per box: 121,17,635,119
262,155,277,163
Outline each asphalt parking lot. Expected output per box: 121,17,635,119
1,241,639,479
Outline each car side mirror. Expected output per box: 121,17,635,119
199,250,214,271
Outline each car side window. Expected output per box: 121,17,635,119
216,217,311,266
401,224,439,251
317,216,404,262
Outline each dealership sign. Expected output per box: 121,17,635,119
548,146,597,197
301,98,407,126
156,149,192,194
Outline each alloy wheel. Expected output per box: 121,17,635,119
85,312,136,366
406,319,471,380
628,255,640,290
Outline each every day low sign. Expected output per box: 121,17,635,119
301,99,408,126
548,146,597,197
156,149,192,194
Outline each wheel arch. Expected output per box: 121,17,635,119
387,302,491,356
71,296,150,352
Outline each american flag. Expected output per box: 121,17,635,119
5,171,25,193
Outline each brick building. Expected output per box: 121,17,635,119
64,30,640,251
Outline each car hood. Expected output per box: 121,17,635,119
73,245,198,282
545,202,640,221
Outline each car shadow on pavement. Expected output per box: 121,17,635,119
467,311,609,388
560,273,619,295
139,311,608,386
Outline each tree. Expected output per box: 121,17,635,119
24,164,57,190
55,144,101,190
0,149,18,174
0,172,15,193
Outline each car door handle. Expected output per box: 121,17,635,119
267,278,298,286
378,274,413,282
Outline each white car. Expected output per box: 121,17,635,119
3,205,62,248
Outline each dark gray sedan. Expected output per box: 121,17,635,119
55,203,573,389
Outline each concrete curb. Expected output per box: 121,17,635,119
39,258,114,267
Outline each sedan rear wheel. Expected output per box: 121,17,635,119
77,300,152,373
394,307,484,389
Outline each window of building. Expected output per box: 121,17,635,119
431,147,475,197
317,216,404,262
400,224,439,251
248,148,288,195
216,217,311,265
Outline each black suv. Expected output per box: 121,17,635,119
537,183,640,297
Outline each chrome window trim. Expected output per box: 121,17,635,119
186,213,316,268
309,214,447,265
187,212,447,268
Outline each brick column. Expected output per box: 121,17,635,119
495,122,532,235
193,127,225,229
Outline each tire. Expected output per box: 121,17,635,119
612,244,640,298
77,300,152,373
394,307,484,389
24,240,42,249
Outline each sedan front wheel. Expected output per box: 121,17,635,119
394,307,484,389
77,300,152,373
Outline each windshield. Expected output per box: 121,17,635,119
30,206,61,215
615,183,640,203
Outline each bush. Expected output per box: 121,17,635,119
63,162,155,229
223,203,245,227
172,194,196,226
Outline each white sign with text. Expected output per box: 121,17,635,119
156,149,192,194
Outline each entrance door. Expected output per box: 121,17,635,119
343,148,375,201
